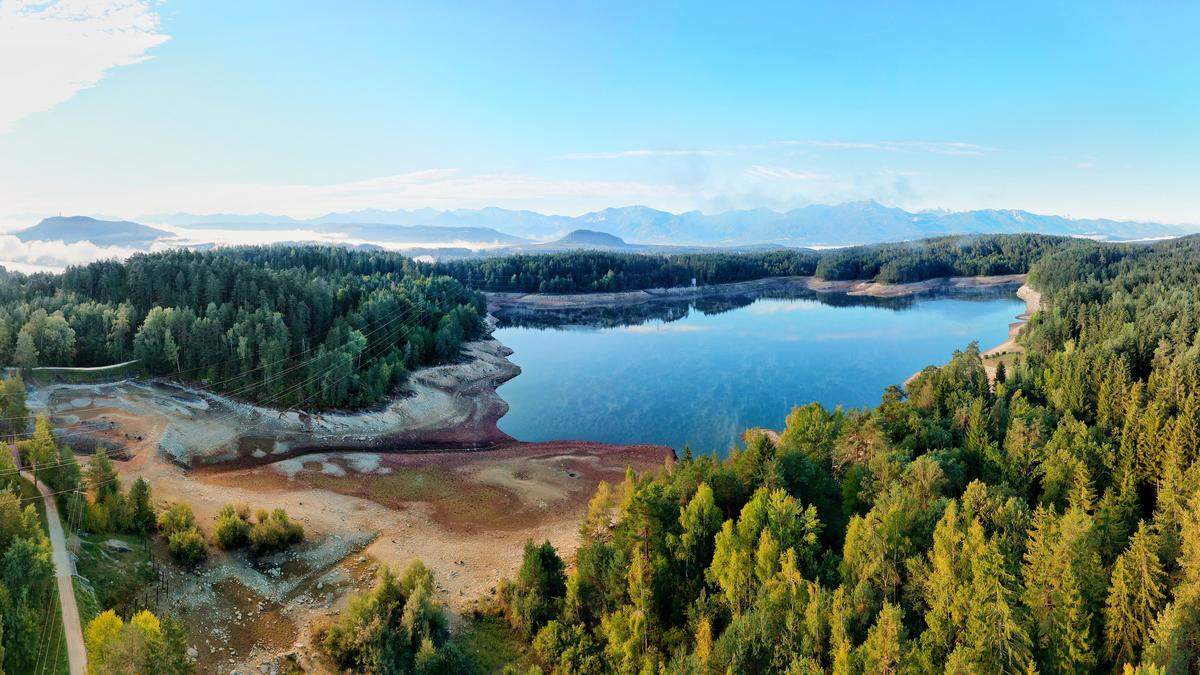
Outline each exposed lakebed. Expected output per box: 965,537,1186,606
494,285,1025,454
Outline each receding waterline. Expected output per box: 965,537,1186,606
493,289,1024,455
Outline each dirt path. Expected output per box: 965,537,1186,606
22,468,87,675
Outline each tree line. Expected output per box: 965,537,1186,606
431,234,1079,294
0,246,486,408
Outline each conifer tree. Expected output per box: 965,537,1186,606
1105,522,1167,666
857,602,908,674
962,537,1034,673
1022,507,1096,673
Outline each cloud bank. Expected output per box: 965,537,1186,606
0,234,145,272
0,0,169,132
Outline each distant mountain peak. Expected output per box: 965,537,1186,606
553,229,628,247
16,215,170,248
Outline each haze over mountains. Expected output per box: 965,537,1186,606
142,201,1193,246
7,203,1194,267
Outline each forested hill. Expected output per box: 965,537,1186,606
0,246,485,408
433,233,1079,293
479,233,1200,672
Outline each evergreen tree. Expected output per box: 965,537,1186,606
1022,507,1096,673
1105,522,1167,666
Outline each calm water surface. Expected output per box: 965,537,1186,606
494,290,1023,454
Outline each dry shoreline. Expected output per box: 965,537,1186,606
487,273,1027,311
27,316,524,467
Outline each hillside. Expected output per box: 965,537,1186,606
550,229,630,248
16,215,171,247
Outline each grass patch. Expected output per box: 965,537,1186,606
74,532,157,620
451,613,535,673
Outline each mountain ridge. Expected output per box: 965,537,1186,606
139,201,1193,246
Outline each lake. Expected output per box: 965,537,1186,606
493,288,1024,455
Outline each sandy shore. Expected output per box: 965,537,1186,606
122,428,669,673
903,279,1042,386
978,282,1042,381
488,273,1027,311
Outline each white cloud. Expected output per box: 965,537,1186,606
0,234,144,272
744,300,823,315
9,168,705,218
553,148,728,160
744,165,824,181
615,323,712,334
786,140,993,156
0,0,169,132
554,139,993,162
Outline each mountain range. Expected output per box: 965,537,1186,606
14,203,1194,255
142,202,1194,246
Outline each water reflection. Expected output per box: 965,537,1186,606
494,285,1017,330
492,285,1025,454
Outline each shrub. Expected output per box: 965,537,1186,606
248,508,304,555
157,503,196,536
323,561,453,672
500,540,566,638
167,526,207,566
213,504,251,550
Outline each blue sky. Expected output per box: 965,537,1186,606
0,1,1196,223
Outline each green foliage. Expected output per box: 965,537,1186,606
485,235,1200,672
167,527,207,566
322,561,458,673
0,375,28,438
501,540,567,639
158,502,207,566
247,507,304,555
212,503,251,550
1105,522,1167,666
126,477,156,534
85,609,194,674
157,502,196,536
433,249,822,293
0,245,485,408
814,233,1074,283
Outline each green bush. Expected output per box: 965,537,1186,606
247,508,304,555
500,540,566,639
156,503,196,537
167,526,207,566
212,504,251,550
323,561,456,672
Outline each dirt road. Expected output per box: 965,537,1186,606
22,469,87,675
